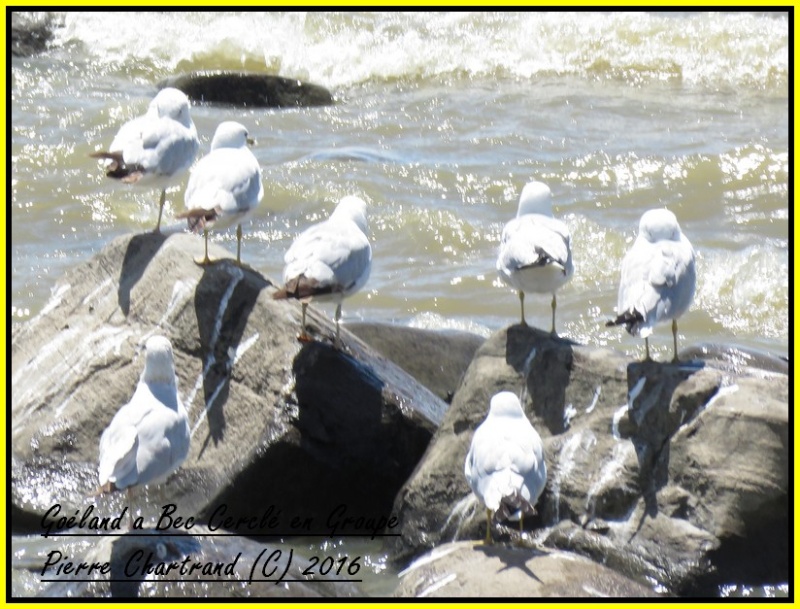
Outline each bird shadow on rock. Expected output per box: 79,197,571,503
192,260,271,454
504,324,577,436
621,358,713,532
109,530,201,598
117,232,169,316
473,543,545,582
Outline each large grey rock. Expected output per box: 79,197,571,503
393,541,660,598
347,322,485,403
159,71,334,108
11,233,446,542
388,324,789,595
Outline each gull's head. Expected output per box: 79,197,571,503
331,195,369,235
152,87,192,125
639,208,682,242
210,121,253,150
487,391,526,419
142,335,178,386
516,181,553,218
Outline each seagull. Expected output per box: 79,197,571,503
177,121,263,266
465,391,547,544
497,180,574,334
273,196,372,345
606,208,696,361
91,87,200,232
97,336,190,522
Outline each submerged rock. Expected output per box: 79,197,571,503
159,71,334,108
11,233,446,547
388,324,789,596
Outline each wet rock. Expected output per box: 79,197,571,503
393,541,660,597
159,71,334,108
388,324,789,595
678,342,789,376
347,322,485,403
11,12,57,57
11,233,446,544
15,527,360,598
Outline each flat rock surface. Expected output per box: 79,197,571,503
393,541,660,598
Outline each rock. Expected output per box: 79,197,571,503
11,12,57,57
158,71,334,108
388,324,789,595
678,342,789,376
347,322,485,403
17,527,360,598
393,541,660,597
11,232,446,544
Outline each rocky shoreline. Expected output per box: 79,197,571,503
10,232,789,598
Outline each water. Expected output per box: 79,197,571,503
10,10,790,597
11,10,789,361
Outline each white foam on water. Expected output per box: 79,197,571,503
54,12,788,92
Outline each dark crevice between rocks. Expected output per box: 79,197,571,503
681,505,790,597
196,440,404,539
10,502,42,535
292,341,433,488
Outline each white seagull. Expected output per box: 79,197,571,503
177,121,263,266
606,208,696,361
497,180,574,334
97,336,190,515
91,87,200,232
273,196,372,345
465,391,547,544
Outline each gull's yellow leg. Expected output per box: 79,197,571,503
154,189,166,233
672,319,679,362
334,303,343,347
236,223,243,266
194,228,213,266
